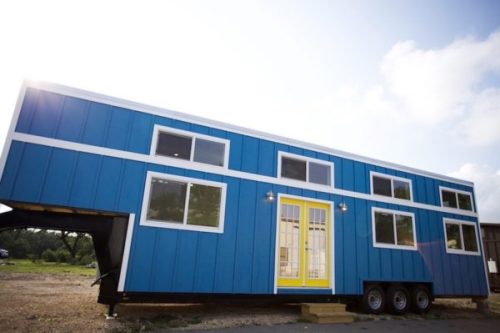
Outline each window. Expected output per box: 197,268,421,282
371,172,412,201
151,125,229,168
372,208,417,250
439,187,474,212
140,172,226,233
443,219,479,255
279,152,333,186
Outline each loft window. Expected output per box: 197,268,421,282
371,172,412,201
372,208,417,250
152,125,229,168
141,172,226,233
443,219,479,255
440,187,474,212
279,152,333,186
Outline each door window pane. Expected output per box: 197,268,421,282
309,162,331,185
394,180,411,200
445,223,462,250
187,183,221,227
281,157,307,181
147,178,187,223
462,224,478,252
375,212,395,244
373,176,392,197
457,193,473,211
193,139,225,166
396,214,414,246
442,190,458,208
156,132,192,160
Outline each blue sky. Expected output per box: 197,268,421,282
0,0,499,221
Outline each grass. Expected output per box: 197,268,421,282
0,258,96,276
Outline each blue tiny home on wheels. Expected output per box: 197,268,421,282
0,81,489,315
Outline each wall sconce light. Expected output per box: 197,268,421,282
338,202,348,212
266,191,276,202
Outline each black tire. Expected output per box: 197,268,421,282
386,284,410,315
410,284,432,314
361,284,385,314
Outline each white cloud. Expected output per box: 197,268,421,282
449,163,500,222
379,32,500,145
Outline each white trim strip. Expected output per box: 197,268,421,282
118,213,135,292
19,80,474,187
10,132,478,218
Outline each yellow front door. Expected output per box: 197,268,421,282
277,197,331,288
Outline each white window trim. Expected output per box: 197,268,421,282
371,207,417,251
443,218,480,256
439,186,475,212
150,124,230,169
370,171,413,202
277,151,334,188
139,171,227,233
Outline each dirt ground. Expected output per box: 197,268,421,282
0,272,499,333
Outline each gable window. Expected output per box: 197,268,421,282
439,187,474,212
443,219,479,255
140,172,226,233
372,207,417,250
370,172,412,201
151,125,229,168
279,152,333,186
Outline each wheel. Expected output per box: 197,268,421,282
386,284,410,315
361,284,385,314
410,284,432,314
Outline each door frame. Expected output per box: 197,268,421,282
273,193,335,294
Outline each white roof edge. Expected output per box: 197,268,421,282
23,79,474,187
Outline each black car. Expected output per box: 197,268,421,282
0,249,8,259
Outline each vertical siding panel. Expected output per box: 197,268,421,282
15,88,39,133
81,102,112,147
332,156,342,189
55,97,88,142
233,180,257,293
68,154,101,208
241,136,259,173
41,149,78,205
151,231,178,292
252,183,273,293
106,107,132,150
213,178,239,292
227,133,243,171
128,112,154,154
29,91,64,137
430,212,446,294
93,157,123,211
353,161,366,193
117,161,145,212
342,159,354,191
172,232,198,292
334,198,345,294
126,228,156,291
11,144,51,203
257,140,275,177
355,199,369,292
368,203,381,282
343,196,357,293
0,142,25,198
193,233,217,292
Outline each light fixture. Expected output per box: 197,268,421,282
338,202,348,212
266,191,275,202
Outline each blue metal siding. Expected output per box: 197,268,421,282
0,87,488,298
